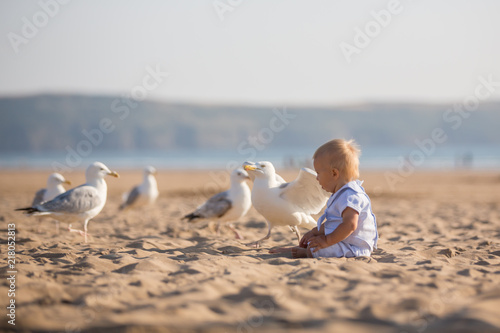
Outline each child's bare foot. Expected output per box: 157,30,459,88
291,247,309,258
269,247,294,254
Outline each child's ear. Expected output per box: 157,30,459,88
331,168,339,178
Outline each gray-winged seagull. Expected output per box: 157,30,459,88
183,168,251,239
119,166,159,210
16,161,119,243
31,172,71,234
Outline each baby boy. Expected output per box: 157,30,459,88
280,139,378,258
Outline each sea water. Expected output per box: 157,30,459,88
1,145,500,171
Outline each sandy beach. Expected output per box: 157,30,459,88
1,168,500,333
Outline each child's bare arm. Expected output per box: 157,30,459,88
308,207,359,252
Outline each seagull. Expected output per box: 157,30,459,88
243,161,329,247
183,168,251,239
32,173,71,206
31,173,71,234
119,166,159,210
247,167,287,185
16,161,119,243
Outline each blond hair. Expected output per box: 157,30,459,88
313,139,361,181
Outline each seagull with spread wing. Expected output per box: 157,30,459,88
30,172,71,234
119,166,159,210
243,161,329,247
16,161,119,243
183,168,251,239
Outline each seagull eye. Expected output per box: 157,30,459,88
260,164,266,168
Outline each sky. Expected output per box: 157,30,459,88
1,0,500,106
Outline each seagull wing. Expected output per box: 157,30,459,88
120,186,140,210
195,191,232,219
37,185,102,214
279,168,329,215
32,189,46,206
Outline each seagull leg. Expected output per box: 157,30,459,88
227,223,244,240
84,220,89,243
68,224,85,235
292,225,301,243
246,220,272,248
268,227,302,253
68,224,81,234
68,221,90,242
55,220,60,235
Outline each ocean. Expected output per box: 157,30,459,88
1,145,500,172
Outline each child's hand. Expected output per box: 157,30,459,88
308,235,329,253
299,229,317,248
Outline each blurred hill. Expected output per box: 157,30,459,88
0,94,499,153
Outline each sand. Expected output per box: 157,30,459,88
1,168,500,333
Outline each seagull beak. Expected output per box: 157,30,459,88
244,165,257,171
108,171,120,178
63,180,71,185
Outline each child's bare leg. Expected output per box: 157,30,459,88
306,245,314,258
291,247,308,258
269,245,314,258
269,244,307,254
269,247,295,254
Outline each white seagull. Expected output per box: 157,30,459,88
183,168,251,239
32,173,71,206
31,172,71,233
243,161,329,247
119,166,159,210
16,161,119,243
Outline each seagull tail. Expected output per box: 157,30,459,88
15,207,39,215
183,213,200,222
293,212,317,228
303,215,318,228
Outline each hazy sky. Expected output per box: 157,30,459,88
1,0,499,106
